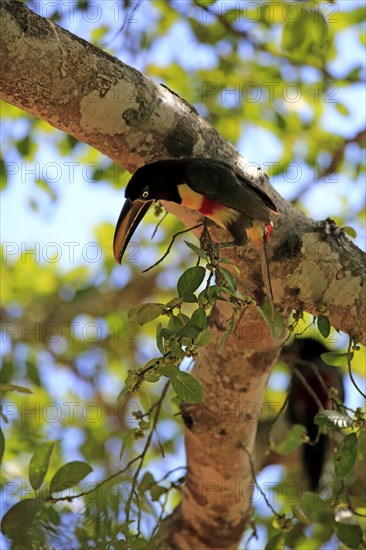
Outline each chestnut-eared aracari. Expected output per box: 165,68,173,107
284,338,345,490
113,158,278,302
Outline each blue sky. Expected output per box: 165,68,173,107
1,2,365,548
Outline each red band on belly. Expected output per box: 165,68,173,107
198,197,220,216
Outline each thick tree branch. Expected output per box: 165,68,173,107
1,2,365,548
0,0,258,178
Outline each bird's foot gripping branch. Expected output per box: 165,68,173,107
118,239,284,406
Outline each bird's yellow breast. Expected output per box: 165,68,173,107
178,183,237,229
178,184,205,210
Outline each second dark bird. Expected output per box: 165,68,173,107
284,338,345,490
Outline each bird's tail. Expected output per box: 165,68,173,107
259,238,275,329
247,222,275,333
303,433,328,490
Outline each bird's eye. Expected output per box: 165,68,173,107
142,190,149,199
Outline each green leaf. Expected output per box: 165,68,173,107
176,323,202,340
135,389,151,412
357,428,366,461
160,328,174,340
282,9,309,51
218,317,234,349
343,226,357,239
26,360,41,387
128,304,143,318
301,492,332,521
334,433,358,479
117,385,129,401
29,441,55,491
181,337,193,347
41,504,61,526
157,364,179,378
16,135,31,156
139,471,155,492
156,323,165,355
195,329,212,347
0,158,7,190
191,308,207,330
264,533,285,550
1,499,41,537
218,257,240,274
169,340,186,359
177,312,190,325
165,297,181,310
150,484,167,501
0,383,33,394
180,293,197,304
136,304,166,325
335,519,363,549
177,266,205,301
130,537,149,550
291,505,311,524
195,0,216,5
314,410,353,430
184,241,209,261
317,315,330,338
119,370,141,398
189,18,226,44
275,424,307,455
309,11,328,47
50,461,93,494
218,267,237,292
144,371,161,383
168,315,184,333
198,284,226,302
335,103,350,116
258,302,284,339
0,427,4,465
321,352,353,367
172,371,203,403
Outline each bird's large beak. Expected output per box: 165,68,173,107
113,198,154,264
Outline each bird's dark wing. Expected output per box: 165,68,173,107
183,159,277,223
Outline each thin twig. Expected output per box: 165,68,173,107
45,454,143,502
154,423,165,458
142,223,204,273
347,339,366,399
265,393,290,450
125,381,170,523
290,365,325,413
241,444,283,519
292,129,365,203
151,210,168,240
155,466,186,485
151,490,170,539
344,492,366,518
289,365,324,446
303,359,335,396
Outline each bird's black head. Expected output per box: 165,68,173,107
125,161,183,204
113,161,183,264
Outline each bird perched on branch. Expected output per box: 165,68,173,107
284,338,345,490
113,158,278,303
